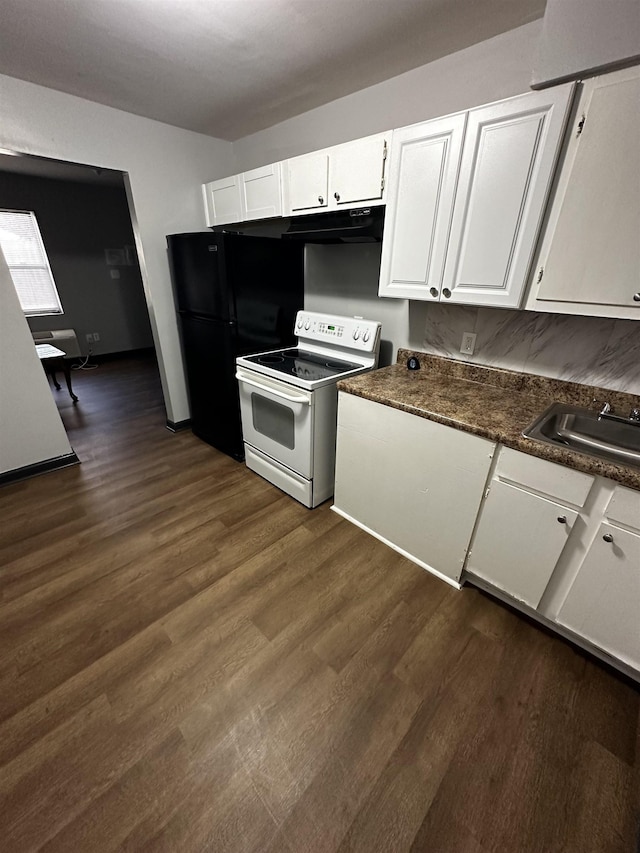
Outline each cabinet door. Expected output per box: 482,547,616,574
330,133,388,206
530,66,640,318
202,175,243,226
378,114,466,300
442,84,574,308
334,393,494,584
556,523,640,670
286,151,329,212
240,163,283,221
467,480,578,609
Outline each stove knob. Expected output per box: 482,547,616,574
296,318,303,329
363,330,370,343
353,329,360,341
304,321,311,330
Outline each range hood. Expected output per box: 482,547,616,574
283,206,384,243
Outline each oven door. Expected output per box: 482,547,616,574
236,367,314,478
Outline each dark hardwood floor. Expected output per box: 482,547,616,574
1,354,638,852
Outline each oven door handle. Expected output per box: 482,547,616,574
235,371,312,405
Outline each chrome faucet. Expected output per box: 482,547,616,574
598,401,640,427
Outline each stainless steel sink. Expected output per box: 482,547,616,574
523,403,640,469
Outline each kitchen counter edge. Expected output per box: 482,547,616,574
337,352,640,492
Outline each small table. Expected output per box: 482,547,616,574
36,343,78,403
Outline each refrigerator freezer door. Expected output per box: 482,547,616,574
167,232,234,321
226,237,304,354
179,314,244,460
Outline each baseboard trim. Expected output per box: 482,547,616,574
330,503,463,590
166,418,192,433
0,451,80,487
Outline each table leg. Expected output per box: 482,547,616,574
62,360,79,402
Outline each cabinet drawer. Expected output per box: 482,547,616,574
605,485,640,531
495,446,593,507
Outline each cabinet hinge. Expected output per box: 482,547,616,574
537,267,544,284
484,487,490,499
576,114,586,137
381,176,385,192
383,140,388,161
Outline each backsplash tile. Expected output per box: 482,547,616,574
474,308,539,371
421,304,639,395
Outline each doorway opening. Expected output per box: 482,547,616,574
0,150,165,453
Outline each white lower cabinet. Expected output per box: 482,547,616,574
466,446,592,608
467,448,640,675
466,481,579,609
333,393,495,585
555,504,640,671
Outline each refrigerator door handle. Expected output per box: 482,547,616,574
235,370,312,405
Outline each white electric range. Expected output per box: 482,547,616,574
236,310,381,507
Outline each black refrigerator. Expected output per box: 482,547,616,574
167,232,304,460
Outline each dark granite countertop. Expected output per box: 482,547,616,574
337,351,640,492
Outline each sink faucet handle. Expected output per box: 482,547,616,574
630,408,640,422
599,401,612,416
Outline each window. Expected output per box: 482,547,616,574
0,209,63,315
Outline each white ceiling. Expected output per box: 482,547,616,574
0,0,545,142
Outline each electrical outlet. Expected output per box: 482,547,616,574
460,332,476,356
93,332,100,342
86,333,94,343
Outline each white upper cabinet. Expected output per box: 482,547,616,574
240,162,283,221
284,133,389,215
378,84,574,307
329,134,388,207
202,174,243,227
378,114,466,300
526,66,640,319
285,151,330,212
443,84,574,307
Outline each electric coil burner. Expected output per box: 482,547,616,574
236,311,382,507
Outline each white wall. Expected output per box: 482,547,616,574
532,0,640,86
0,73,234,424
233,21,542,170
0,250,73,475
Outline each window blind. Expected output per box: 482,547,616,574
0,210,63,315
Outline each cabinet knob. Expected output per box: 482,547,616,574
557,516,567,524
603,533,614,543
633,293,640,302
442,288,452,299
334,192,340,201
318,196,324,205
429,287,439,298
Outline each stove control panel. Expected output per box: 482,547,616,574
295,311,381,353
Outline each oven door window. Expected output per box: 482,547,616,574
251,393,295,450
